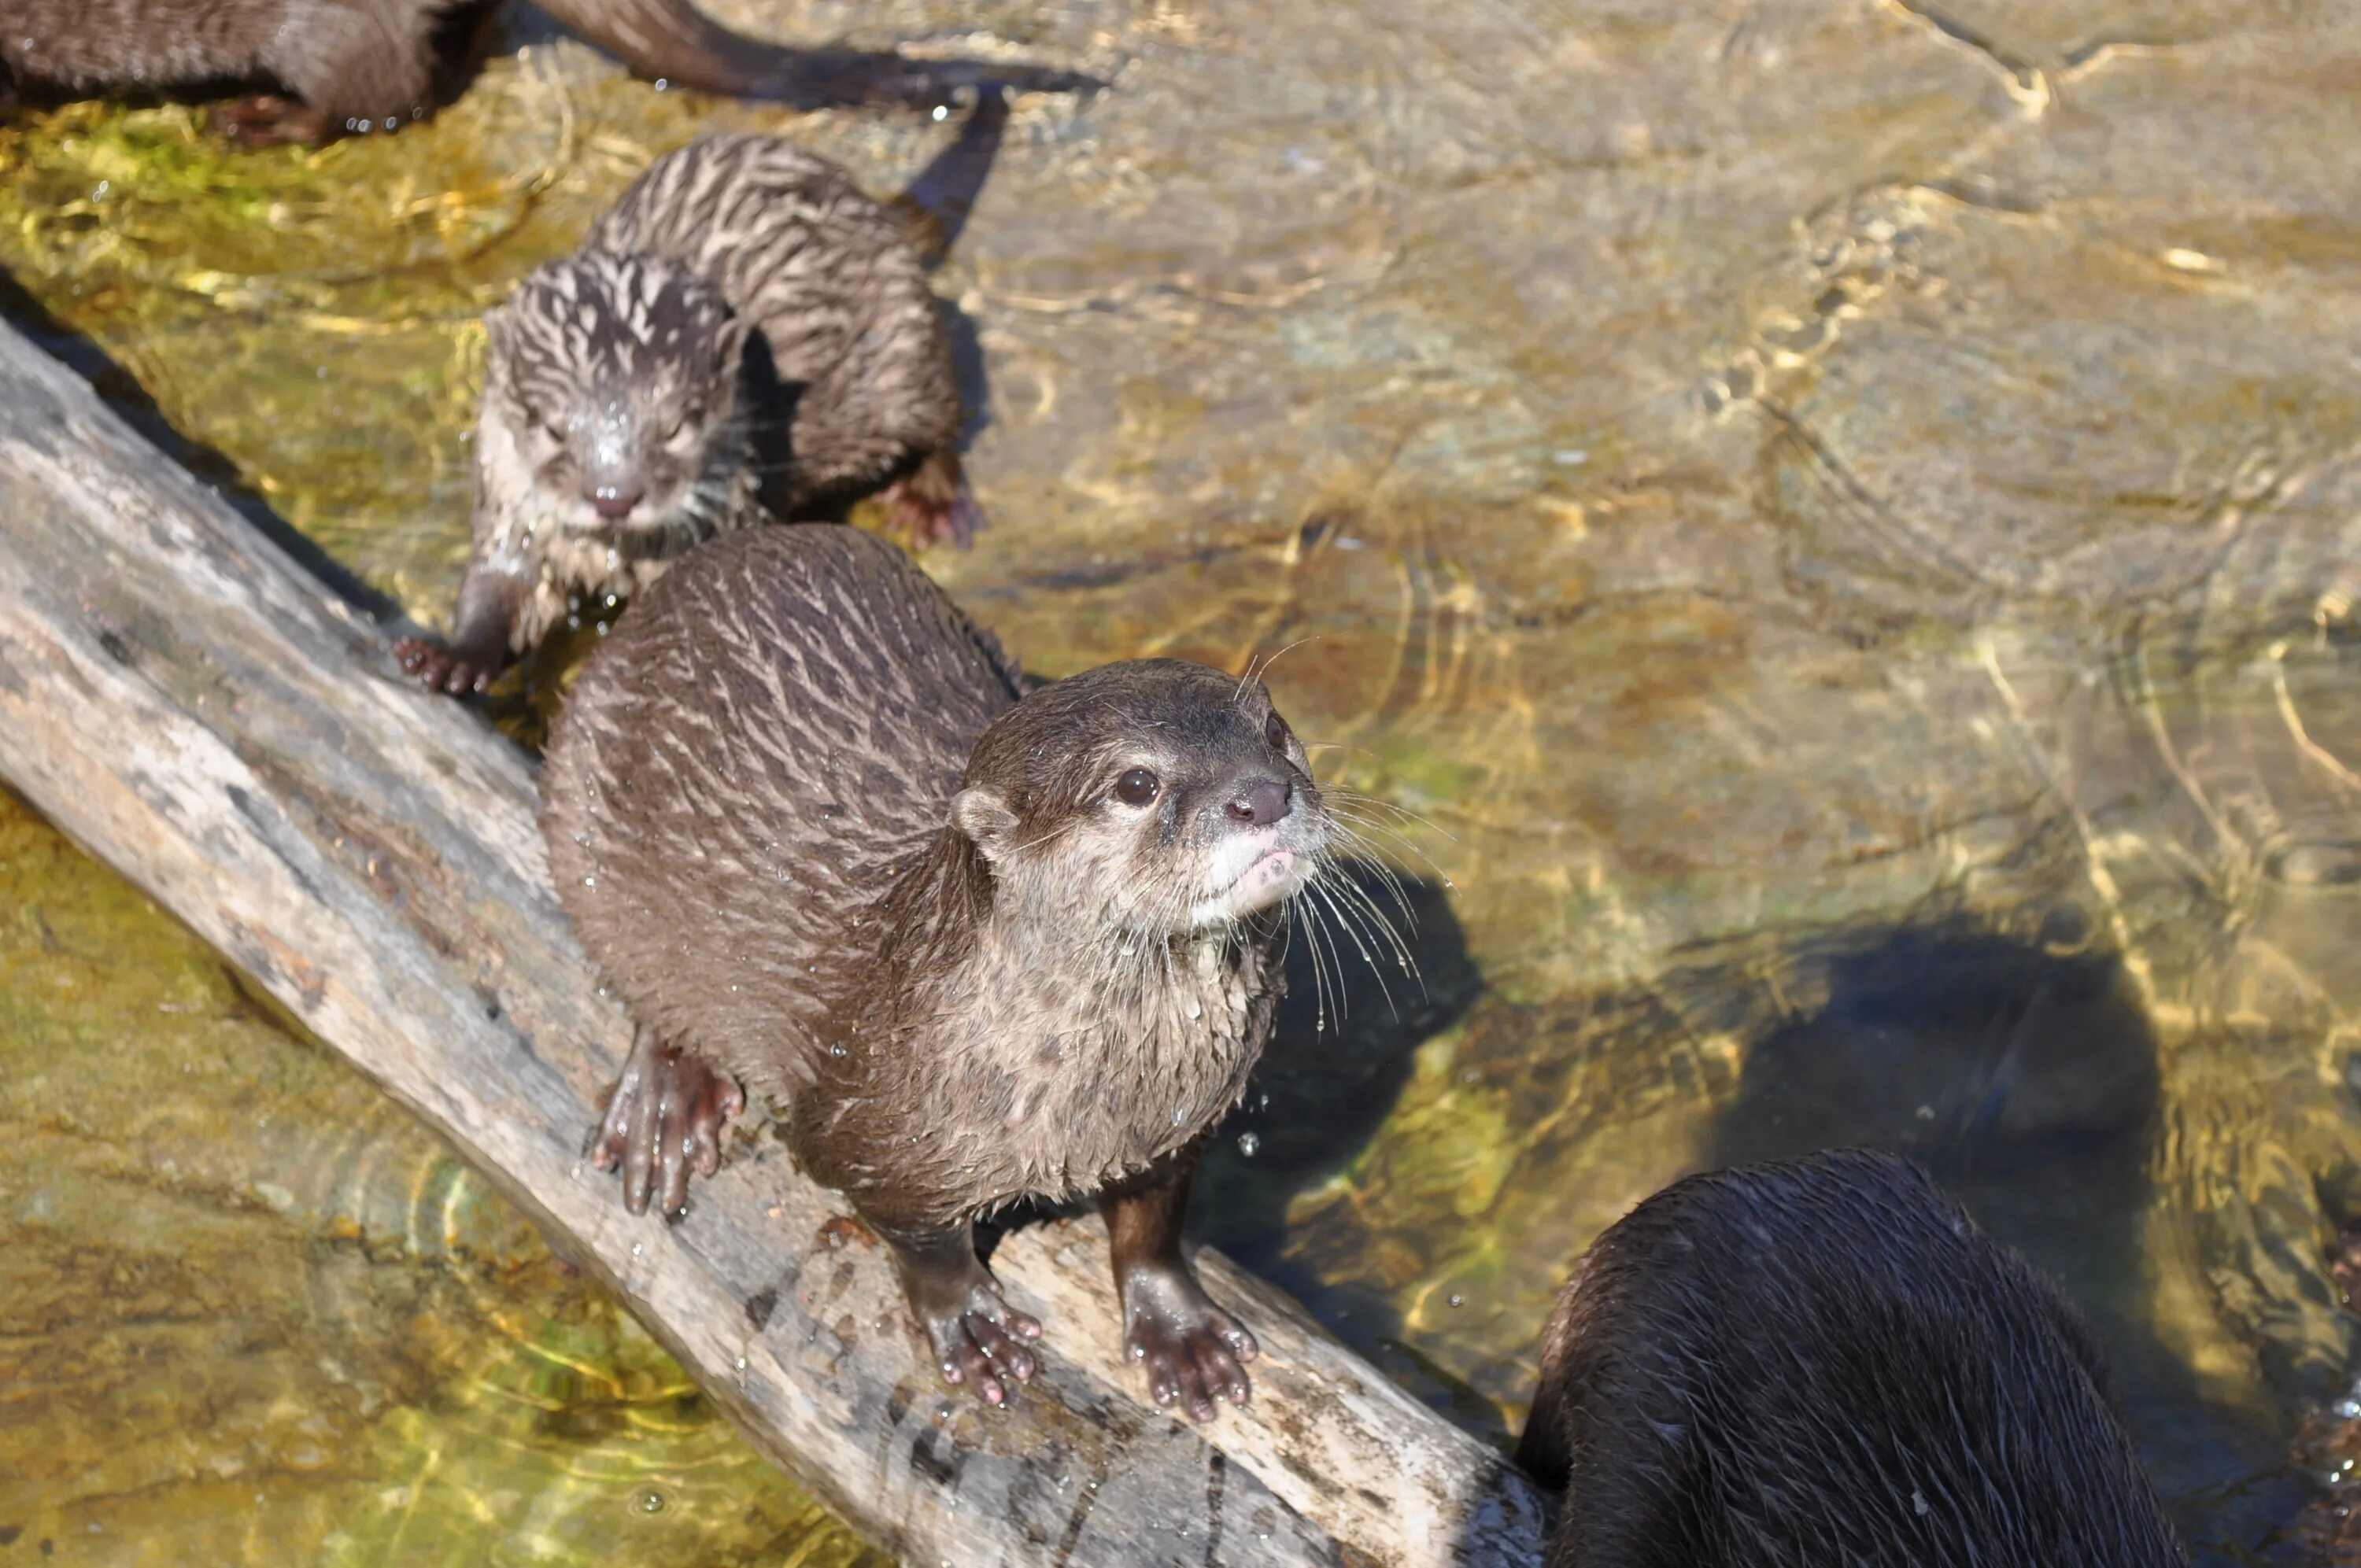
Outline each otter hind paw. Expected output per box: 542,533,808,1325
1119,1266,1257,1422
923,1287,1043,1408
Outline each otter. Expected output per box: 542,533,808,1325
1516,1149,2186,1568
538,525,1334,1418
0,0,1092,145
395,109,995,695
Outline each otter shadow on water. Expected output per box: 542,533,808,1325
1701,924,2300,1565
1188,861,1479,1300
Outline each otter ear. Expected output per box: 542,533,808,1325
951,786,1018,860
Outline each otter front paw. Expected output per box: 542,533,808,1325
588,1036,743,1219
919,1284,1043,1408
1118,1265,1257,1421
212,94,331,147
880,469,985,551
394,636,499,697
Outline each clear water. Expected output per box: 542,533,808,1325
6,1,2361,1561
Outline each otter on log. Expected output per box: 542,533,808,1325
1517,1149,2188,1568
539,526,1341,1419
396,110,996,695
0,0,1095,145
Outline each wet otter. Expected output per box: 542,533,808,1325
1516,1149,2186,1567
0,0,1092,145
396,110,994,695
539,525,1334,1418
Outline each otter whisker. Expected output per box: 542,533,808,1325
1318,822,1424,935
1232,635,1325,703
1306,869,1407,1023
1321,867,1424,1005
1321,785,1454,843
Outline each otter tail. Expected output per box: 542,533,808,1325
536,0,1099,111
891,86,1010,268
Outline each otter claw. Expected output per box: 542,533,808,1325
926,1294,1042,1407
393,636,497,697
589,1036,742,1219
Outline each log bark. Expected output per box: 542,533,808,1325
0,315,1546,1567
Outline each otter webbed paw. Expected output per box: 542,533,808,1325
920,1282,1042,1408
887,1229,1044,1407
588,1033,744,1219
394,636,501,697
212,94,332,147
1118,1263,1257,1421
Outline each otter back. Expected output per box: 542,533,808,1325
1518,1149,2186,1568
539,526,1022,1099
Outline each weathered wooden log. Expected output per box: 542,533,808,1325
0,315,1546,1567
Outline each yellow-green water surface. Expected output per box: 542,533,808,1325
9,1,2361,1562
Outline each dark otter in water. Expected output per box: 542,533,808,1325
1516,1149,2186,1567
396,109,996,695
539,525,1336,1418
0,0,1092,144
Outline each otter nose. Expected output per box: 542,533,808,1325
589,484,643,521
1225,778,1292,827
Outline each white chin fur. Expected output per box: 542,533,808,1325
1188,847,1308,926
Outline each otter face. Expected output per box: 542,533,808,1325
952,659,1330,935
482,252,749,539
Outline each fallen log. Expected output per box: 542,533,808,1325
0,314,1547,1567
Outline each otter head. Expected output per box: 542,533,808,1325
951,659,1329,937
482,251,750,537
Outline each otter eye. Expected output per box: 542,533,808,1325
1114,768,1160,806
1264,711,1290,751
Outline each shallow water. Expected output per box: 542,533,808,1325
6,0,2361,1561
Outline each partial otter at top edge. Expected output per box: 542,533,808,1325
1517,1148,2187,1568
539,524,1345,1419
0,0,1097,146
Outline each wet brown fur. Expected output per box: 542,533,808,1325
398,122,984,693
540,526,1328,1410
539,526,1324,1229
1517,1149,2186,1568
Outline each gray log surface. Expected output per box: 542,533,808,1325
0,315,1547,1568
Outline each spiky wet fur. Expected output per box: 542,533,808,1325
540,526,1348,1234
465,131,962,659
1516,1149,2187,1568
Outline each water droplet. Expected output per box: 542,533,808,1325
831,1043,848,1057
631,1241,644,1257
633,1486,667,1515
1448,1293,1465,1308
1236,1131,1260,1157
735,1356,748,1371
1184,995,1203,1020
582,875,597,888
1172,1107,1185,1126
